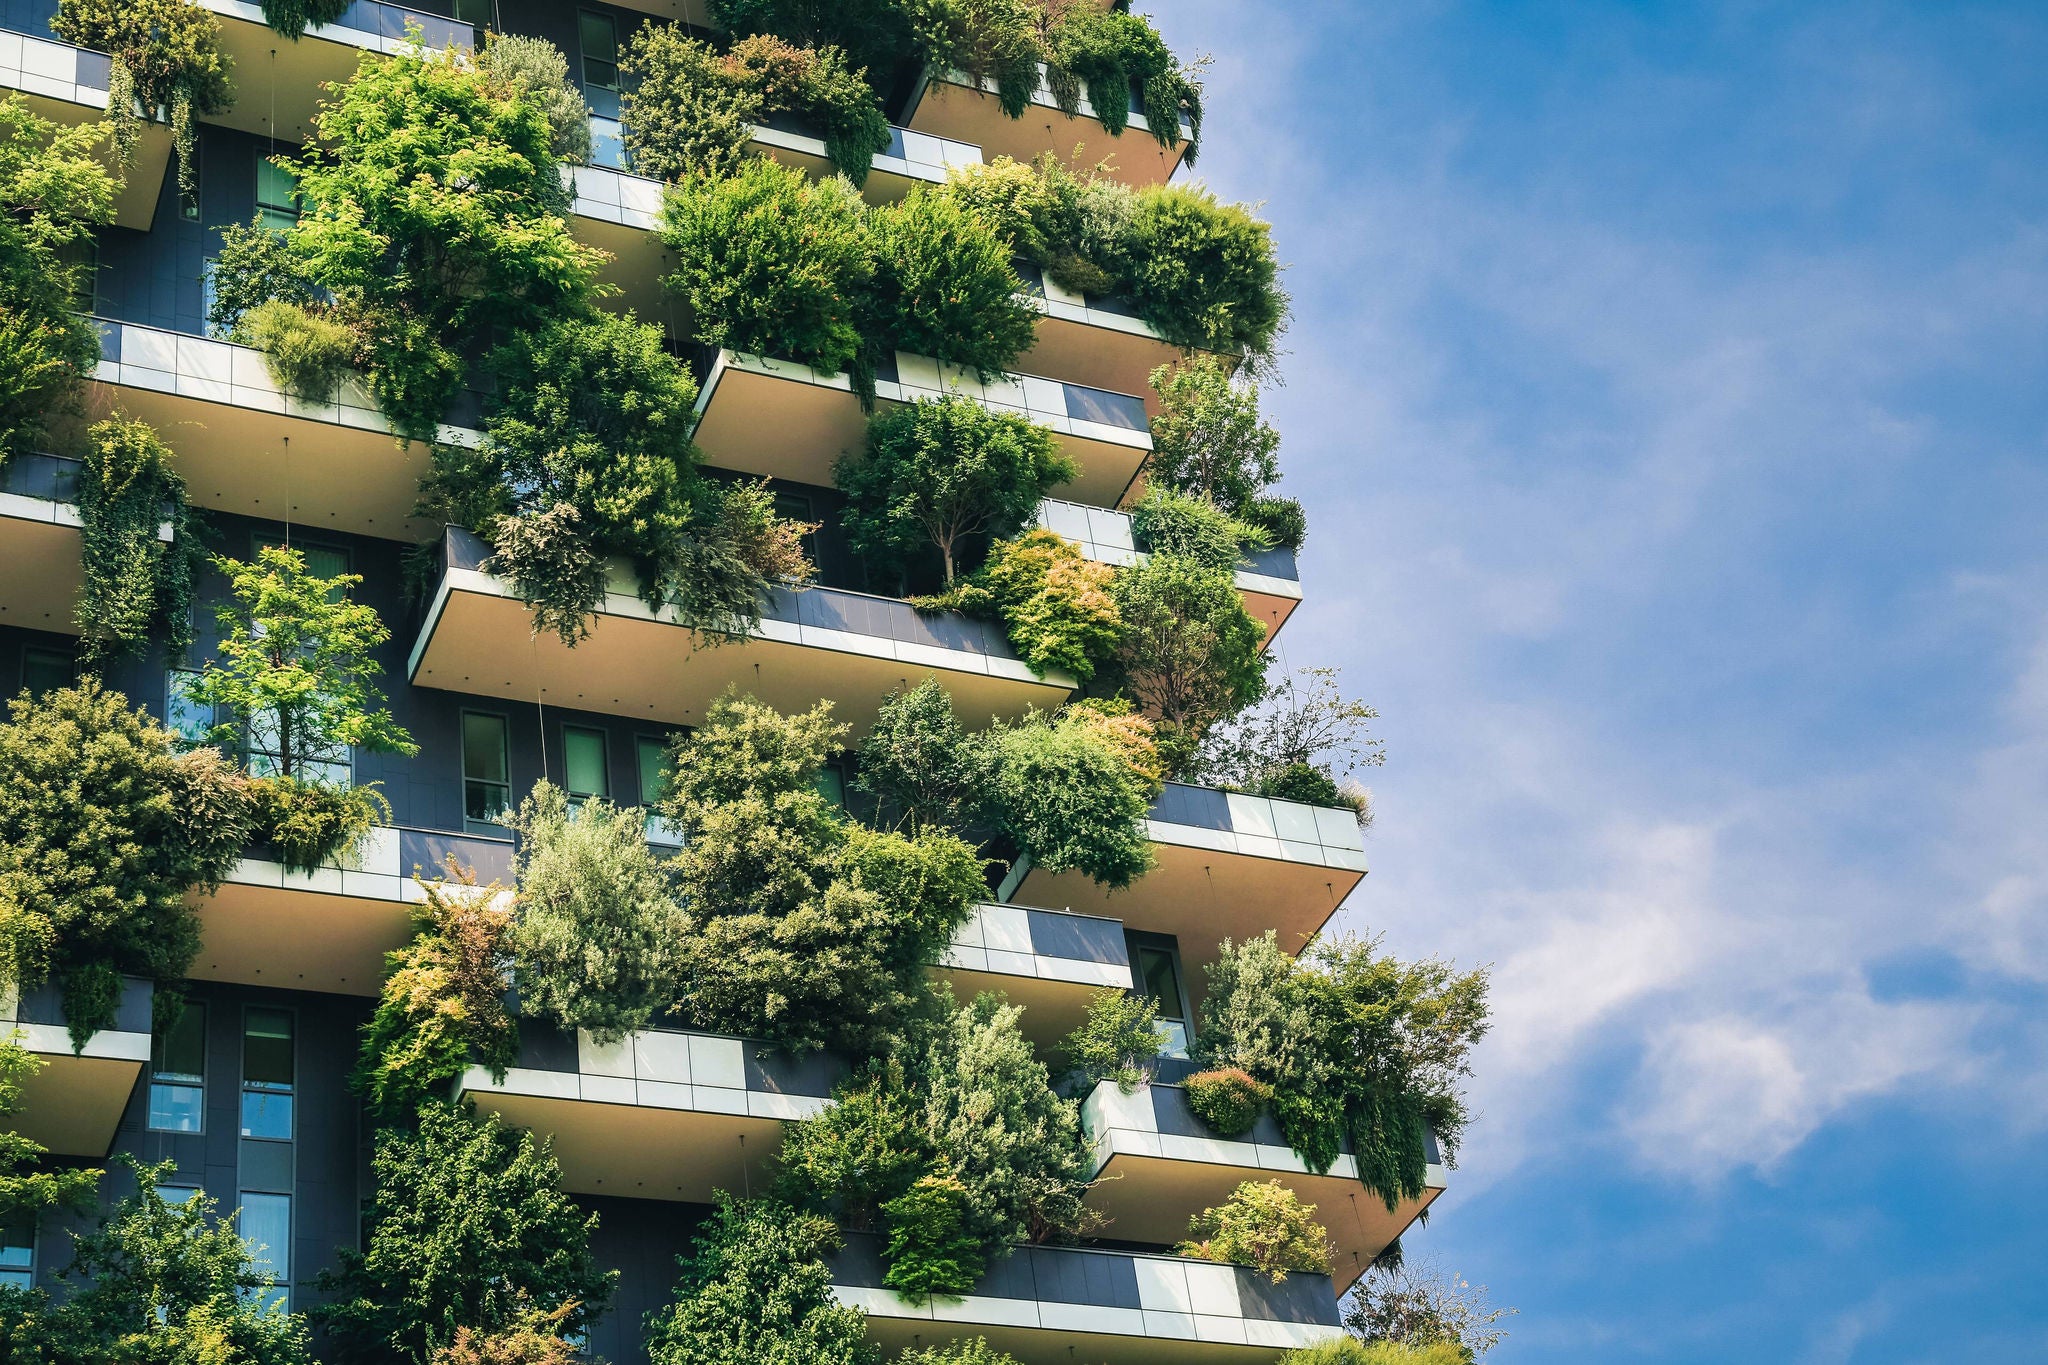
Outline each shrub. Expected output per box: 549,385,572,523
479,33,592,173
1256,761,1344,808
983,704,1159,889
259,0,348,39
73,418,197,669
508,782,690,1043
208,219,319,340
621,26,758,182
881,1172,983,1301
725,34,891,183
1147,355,1283,515
776,1063,932,1232
1042,6,1203,157
0,683,246,1038
352,877,517,1126
1058,988,1163,1094
1132,485,1269,573
236,298,356,401
249,774,387,873
1124,183,1287,365
644,1196,877,1365
1286,1340,1470,1365
1109,552,1267,776
1243,494,1307,552
1346,1259,1515,1361
899,1340,1021,1365
1177,1180,1331,1283
1184,1066,1270,1138
484,504,611,647
660,158,872,375
315,1105,613,1364
44,1155,311,1364
936,530,1121,682
865,189,1036,378
706,0,924,97
938,154,1081,270
838,396,1073,587
1199,667,1384,817
431,1301,583,1365
853,679,990,834
53,0,233,198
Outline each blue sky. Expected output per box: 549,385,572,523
1154,3,2048,1359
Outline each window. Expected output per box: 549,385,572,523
256,156,300,231
463,712,511,832
0,1222,32,1292
237,1192,290,1312
155,1185,199,1205
165,668,211,746
814,763,846,811
453,0,493,25
637,735,680,846
149,1002,206,1133
579,10,621,118
563,726,609,809
773,490,821,567
1133,938,1191,1057
240,1008,293,1141
21,648,73,700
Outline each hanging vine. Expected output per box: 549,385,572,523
74,417,198,670
52,0,234,200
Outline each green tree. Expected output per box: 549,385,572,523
838,395,1074,586
1041,5,1202,153
942,530,1123,682
1344,1259,1515,1362
1124,182,1287,367
352,878,517,1126
1177,1179,1333,1283
479,34,593,177
853,679,989,834
314,1105,613,1364
1131,485,1270,574
899,1340,1022,1365
507,783,689,1043
706,0,925,97
659,158,872,376
1147,356,1283,520
620,25,758,182
0,683,250,1041
1056,987,1163,1094
1110,553,1267,776
43,1156,309,1364
644,1196,877,1365
880,1171,983,1301
0,95,118,461
52,0,233,200
1199,666,1383,820
776,1062,932,1233
865,189,1037,380
187,544,417,783
984,705,1160,890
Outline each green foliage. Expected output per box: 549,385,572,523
208,219,319,340
259,0,349,40
659,692,982,1055
0,96,118,459
236,299,357,401
39,1155,309,1364
53,0,233,199
660,158,871,375
1058,988,1162,1094
852,679,988,834
1125,183,1287,365
352,879,517,1126
967,530,1124,682
248,774,387,874
479,504,609,647
507,782,689,1043
1042,5,1203,156
73,418,197,670
1184,1066,1271,1139
864,189,1036,378
984,704,1160,889
1197,933,1491,1208
0,1040,100,1240
1147,355,1286,519
187,544,417,783
479,34,593,175
1345,1260,1515,1361
1110,552,1267,776
644,1196,878,1365
1200,667,1384,820
881,1172,983,1300
707,0,925,95
899,1340,1022,1365
1244,494,1307,552
315,1105,612,1364
1132,485,1270,574
775,1063,930,1232
620,27,758,182
838,395,1074,586
1284,1339,1470,1365
1178,1179,1332,1283
709,34,891,184
0,683,247,1036
287,44,601,440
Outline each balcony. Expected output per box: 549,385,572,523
1012,262,1184,410
902,63,1191,190
999,783,1367,986
691,350,1152,509
194,824,512,996
0,31,169,228
0,975,151,1159
1036,498,1302,643
1082,1079,1447,1293
190,0,473,145
458,1021,843,1202
830,1233,1344,1363
86,317,478,540
565,146,672,320
0,453,175,636
408,526,1075,734
938,903,1131,1048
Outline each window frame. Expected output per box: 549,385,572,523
461,709,513,834
1126,931,1194,1058
562,724,610,809
238,1005,295,1143
148,1001,207,1135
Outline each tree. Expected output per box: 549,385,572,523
1199,666,1383,819
352,877,517,1126
983,705,1160,890
865,190,1037,380
479,34,592,176
1056,988,1163,1094
1176,1179,1332,1283
1123,183,1288,369
207,218,320,339
187,545,417,782
853,680,989,835
42,1156,309,1365
507,783,689,1043
0,95,118,461
839,396,1075,588
1109,553,1267,776
314,1105,613,1364
936,529,1124,683
74,419,197,670
0,683,250,1042
1147,356,1282,518
643,1197,877,1365
1345,1259,1516,1362
705,0,927,98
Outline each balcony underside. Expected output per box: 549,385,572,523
570,204,671,323
1242,581,1302,642
857,1316,1335,1365
191,880,415,996
0,516,84,636
467,1090,786,1203
3,84,169,231
1021,311,1183,416
7,1032,146,1159
931,966,1106,1051
410,573,1073,735
904,78,1186,189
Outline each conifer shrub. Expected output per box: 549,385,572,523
1177,1179,1332,1283
1184,1066,1271,1138
74,418,197,670
1057,987,1163,1094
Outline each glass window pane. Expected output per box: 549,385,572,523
22,649,73,699
463,713,508,785
150,1084,204,1133
579,10,617,64
1139,948,1184,1021
240,1090,293,1140
154,1003,206,1081
564,728,607,801
165,668,211,743
237,1193,289,1285
636,737,668,807
155,1185,199,1205
243,1009,293,1087
814,765,845,810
